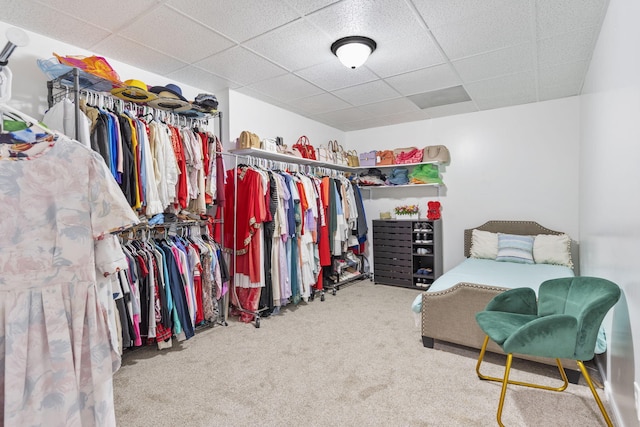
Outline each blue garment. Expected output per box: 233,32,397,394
159,243,194,339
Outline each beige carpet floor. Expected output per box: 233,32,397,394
113,279,612,426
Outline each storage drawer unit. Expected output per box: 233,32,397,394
373,219,442,289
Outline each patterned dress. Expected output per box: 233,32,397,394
0,135,139,426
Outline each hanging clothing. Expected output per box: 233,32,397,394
0,134,139,427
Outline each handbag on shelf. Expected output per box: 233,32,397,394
237,130,260,149
359,150,377,166
260,138,278,152
293,135,317,160
422,145,451,164
376,149,395,166
335,143,349,166
279,144,303,158
395,147,423,164
347,150,360,167
317,142,335,163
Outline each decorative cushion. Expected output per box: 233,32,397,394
470,229,499,259
533,234,573,268
495,233,535,264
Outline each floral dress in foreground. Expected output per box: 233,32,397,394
0,136,138,426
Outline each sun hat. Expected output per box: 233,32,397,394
148,83,191,111
111,79,158,103
149,83,187,101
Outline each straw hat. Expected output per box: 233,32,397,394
148,83,191,111
111,79,158,103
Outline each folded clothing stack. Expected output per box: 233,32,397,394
409,164,442,184
387,167,409,185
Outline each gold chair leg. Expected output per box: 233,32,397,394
577,360,614,427
496,353,513,427
476,335,568,392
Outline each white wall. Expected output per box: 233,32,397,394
226,90,345,151
347,97,581,271
580,0,640,424
0,20,224,135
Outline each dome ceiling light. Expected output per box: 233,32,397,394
330,36,377,69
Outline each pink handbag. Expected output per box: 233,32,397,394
395,147,423,164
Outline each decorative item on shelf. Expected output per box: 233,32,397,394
347,149,359,167
237,130,260,149
387,167,409,185
423,145,451,164
409,164,442,184
359,150,376,166
293,135,317,160
395,204,420,219
379,211,392,220
427,201,441,220
395,146,423,164
376,149,395,165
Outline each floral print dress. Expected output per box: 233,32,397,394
0,135,139,426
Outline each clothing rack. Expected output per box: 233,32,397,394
46,68,223,140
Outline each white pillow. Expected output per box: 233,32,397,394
470,229,499,259
533,234,573,268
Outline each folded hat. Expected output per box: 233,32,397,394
148,83,191,111
111,79,158,103
194,93,218,111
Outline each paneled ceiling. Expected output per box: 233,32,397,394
0,0,608,131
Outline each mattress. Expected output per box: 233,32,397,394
427,258,575,293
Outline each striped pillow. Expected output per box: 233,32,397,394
495,233,535,264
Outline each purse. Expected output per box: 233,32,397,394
336,143,348,166
347,150,359,167
293,135,317,160
260,138,278,152
359,150,377,166
376,149,395,166
237,130,260,149
422,145,451,164
395,147,423,164
318,142,335,163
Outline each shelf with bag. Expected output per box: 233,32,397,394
355,145,449,191
230,135,359,172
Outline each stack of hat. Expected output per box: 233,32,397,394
193,93,218,112
147,83,191,112
111,79,157,103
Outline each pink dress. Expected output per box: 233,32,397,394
0,136,139,426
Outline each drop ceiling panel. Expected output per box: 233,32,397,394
423,100,478,118
313,107,371,124
465,71,537,110
166,0,300,43
166,65,239,93
245,73,324,101
195,47,288,86
306,0,424,42
363,28,445,78
295,61,379,92
119,5,234,63
243,19,335,71
357,97,422,116
538,61,586,101
430,10,533,61
40,0,159,32
287,92,351,115
413,0,524,29
284,0,342,15
332,80,401,106
536,0,607,38
2,1,110,49
452,43,534,83
385,64,461,96
92,35,188,77
537,28,598,66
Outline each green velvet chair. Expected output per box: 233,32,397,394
475,276,621,427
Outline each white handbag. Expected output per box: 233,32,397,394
261,138,278,152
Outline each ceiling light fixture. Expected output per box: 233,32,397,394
330,36,377,69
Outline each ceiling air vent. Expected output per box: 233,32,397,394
408,85,471,109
